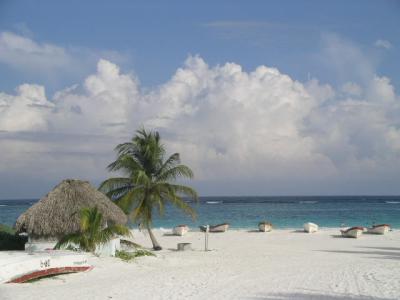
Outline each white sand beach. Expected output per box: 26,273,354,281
1,229,399,300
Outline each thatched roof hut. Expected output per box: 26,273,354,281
15,179,127,238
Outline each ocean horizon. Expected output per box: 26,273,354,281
1,196,400,230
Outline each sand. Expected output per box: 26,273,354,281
1,228,399,300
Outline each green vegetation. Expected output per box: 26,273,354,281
0,223,27,250
55,207,131,253
99,128,198,250
0,223,15,234
115,249,155,262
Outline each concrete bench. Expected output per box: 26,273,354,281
177,243,192,251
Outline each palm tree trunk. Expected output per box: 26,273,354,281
146,225,162,250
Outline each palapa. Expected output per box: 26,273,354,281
15,179,127,238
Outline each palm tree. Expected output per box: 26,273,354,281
99,128,198,250
55,207,131,253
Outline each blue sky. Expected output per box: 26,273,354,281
1,1,399,93
0,1,399,198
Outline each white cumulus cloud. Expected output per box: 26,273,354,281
0,52,399,196
0,31,129,86
0,31,72,73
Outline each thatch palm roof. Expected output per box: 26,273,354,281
15,179,127,238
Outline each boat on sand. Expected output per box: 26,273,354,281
367,224,390,235
0,250,91,284
258,222,272,232
173,225,189,236
199,223,229,233
303,222,319,233
340,227,364,238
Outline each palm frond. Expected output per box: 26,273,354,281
99,177,132,193
106,185,135,202
162,187,197,219
164,183,198,201
134,170,151,186
114,186,145,214
98,177,134,201
103,224,132,238
79,208,92,232
115,142,136,156
155,153,180,176
156,164,194,181
107,155,143,175
54,233,82,250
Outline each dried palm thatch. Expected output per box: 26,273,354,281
15,179,127,238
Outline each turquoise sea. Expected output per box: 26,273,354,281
1,196,400,230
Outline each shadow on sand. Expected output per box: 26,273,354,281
167,248,179,252
245,291,395,300
361,246,400,251
162,233,178,237
330,234,345,238
291,229,307,233
316,246,400,261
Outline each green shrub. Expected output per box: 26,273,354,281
115,249,155,262
0,224,27,250
115,250,136,261
0,223,15,234
134,249,155,258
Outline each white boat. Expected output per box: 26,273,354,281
340,226,364,238
367,224,390,235
0,250,91,284
303,222,319,233
200,223,229,233
173,225,189,236
258,222,272,232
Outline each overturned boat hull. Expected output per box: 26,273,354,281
303,222,319,233
0,250,91,284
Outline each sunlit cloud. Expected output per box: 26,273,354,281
0,34,399,196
